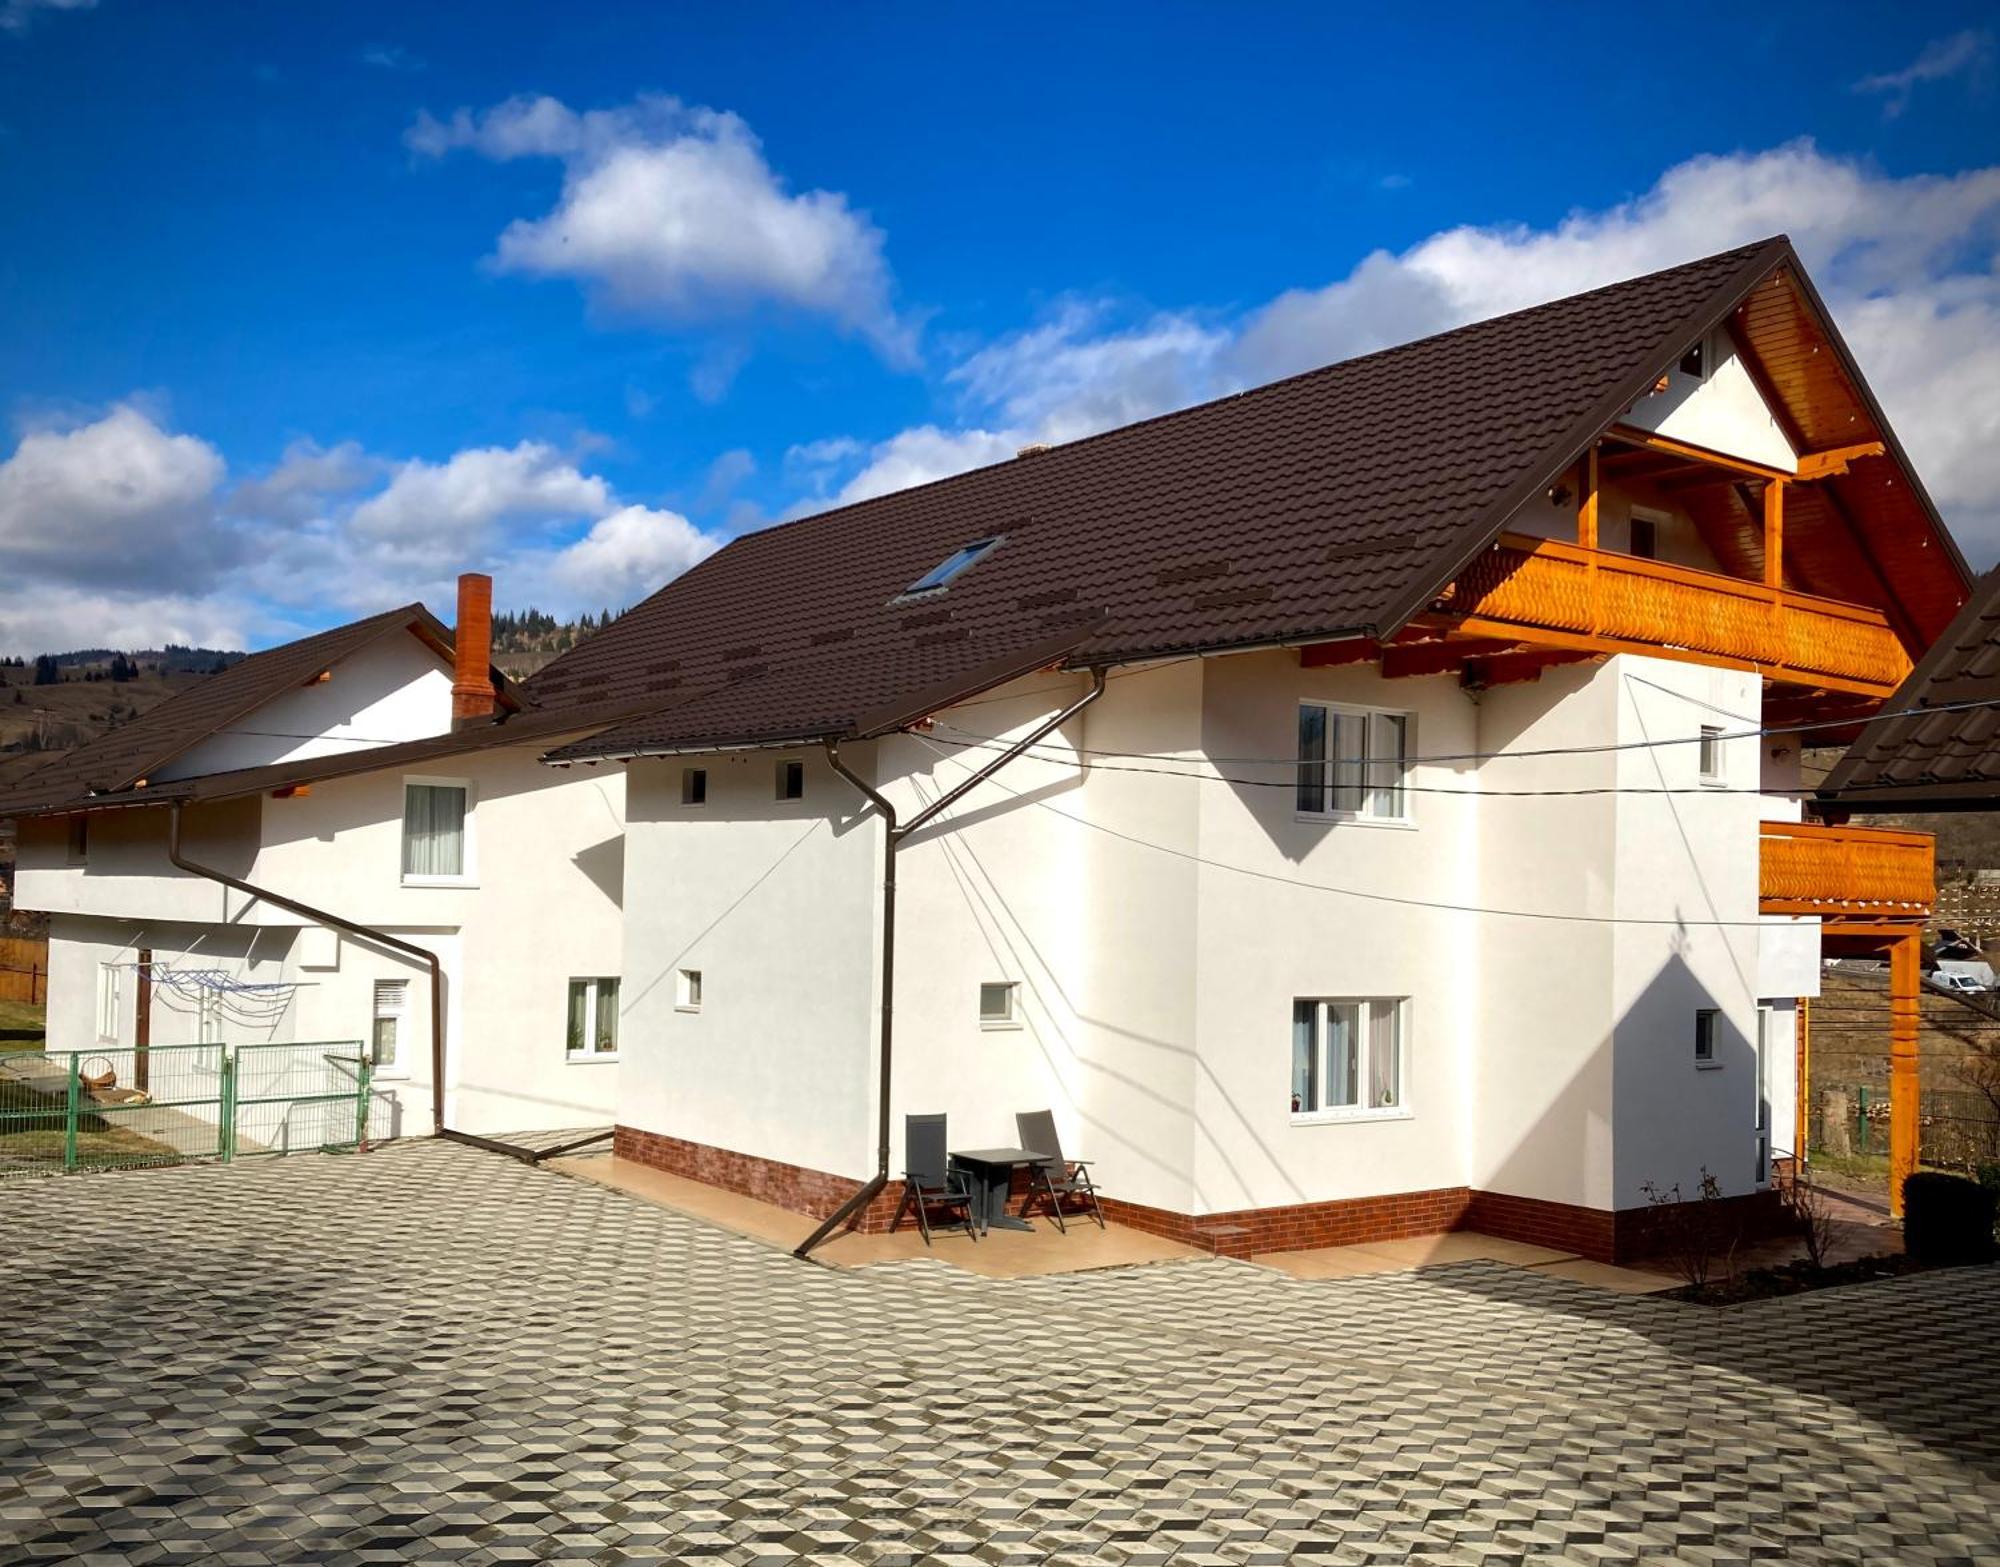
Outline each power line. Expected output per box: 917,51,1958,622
926,690,2000,772
916,730,1823,800
906,733,1793,929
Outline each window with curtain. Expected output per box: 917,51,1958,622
565,978,620,1058
1296,704,1410,821
1291,997,1406,1117
401,782,467,878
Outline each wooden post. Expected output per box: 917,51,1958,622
1763,477,1785,588
1577,447,1599,550
1795,998,1810,1170
135,948,152,1094
1888,931,1921,1217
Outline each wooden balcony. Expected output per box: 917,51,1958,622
1434,533,1913,697
1759,820,1934,922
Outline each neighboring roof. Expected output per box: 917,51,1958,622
0,604,529,819
0,696,653,820
1819,568,2000,812
538,236,1967,764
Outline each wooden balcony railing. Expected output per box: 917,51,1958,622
1759,820,1934,920
1436,533,1912,696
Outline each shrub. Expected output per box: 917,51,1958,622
1903,1172,1998,1266
1640,1168,1741,1290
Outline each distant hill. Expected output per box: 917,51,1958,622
491,608,610,679
0,654,217,760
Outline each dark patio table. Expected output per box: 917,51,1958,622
948,1147,1048,1233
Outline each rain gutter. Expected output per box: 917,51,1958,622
793,667,1107,1259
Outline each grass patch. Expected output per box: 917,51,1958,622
0,999,45,1045
0,1059,180,1170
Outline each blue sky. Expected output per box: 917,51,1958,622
0,1,1995,653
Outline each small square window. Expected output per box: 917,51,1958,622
1698,725,1725,784
1628,513,1659,561
682,767,707,806
979,981,1019,1027
66,816,89,866
1694,1008,1719,1065
777,760,804,801
1679,337,1706,380
676,969,703,1011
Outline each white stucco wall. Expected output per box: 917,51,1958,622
1620,325,1797,473
619,748,882,1180
21,740,626,1139
154,633,455,781
610,646,1792,1223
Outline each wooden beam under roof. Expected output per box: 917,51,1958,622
1378,637,1523,679
1604,424,1794,482
1795,441,1887,481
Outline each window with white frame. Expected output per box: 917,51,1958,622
372,979,408,1074
96,962,121,1042
1697,725,1725,785
1694,1007,1719,1066
1291,997,1406,1117
676,968,703,1011
566,977,620,1059
979,981,1020,1027
401,780,470,880
1296,703,1410,821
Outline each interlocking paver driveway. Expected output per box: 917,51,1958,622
3,1142,1998,1565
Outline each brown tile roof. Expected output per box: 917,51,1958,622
1819,568,2000,811
0,605,528,818
541,236,1963,763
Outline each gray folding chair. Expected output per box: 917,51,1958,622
890,1112,979,1244
1015,1109,1103,1232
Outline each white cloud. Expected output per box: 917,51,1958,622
348,442,611,544
0,411,731,654
1855,30,1991,118
0,0,95,36
0,405,230,589
519,504,722,613
408,93,915,365
790,141,2000,560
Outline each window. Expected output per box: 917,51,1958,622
1296,704,1410,822
96,962,121,1042
1291,998,1406,1118
402,780,469,880
676,968,703,1011
65,815,89,866
1697,725,1725,784
372,980,408,1074
979,981,1020,1028
566,977,621,1060
682,767,707,806
894,536,1002,600
1694,1007,1719,1067
1679,336,1706,380
776,760,804,801
1628,511,1660,561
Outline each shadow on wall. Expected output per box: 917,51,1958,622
1481,943,1761,1215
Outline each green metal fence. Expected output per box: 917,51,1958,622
0,1040,370,1178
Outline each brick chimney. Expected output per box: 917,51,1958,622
450,572,497,728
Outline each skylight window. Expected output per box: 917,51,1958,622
896,537,1002,600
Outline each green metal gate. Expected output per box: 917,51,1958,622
0,1040,371,1178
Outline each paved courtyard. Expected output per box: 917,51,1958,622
3,1142,1999,1565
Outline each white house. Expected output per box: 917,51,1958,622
532,237,1961,1259
2,581,637,1142
3,237,1959,1254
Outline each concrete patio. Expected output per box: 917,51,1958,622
3,1138,1997,1564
